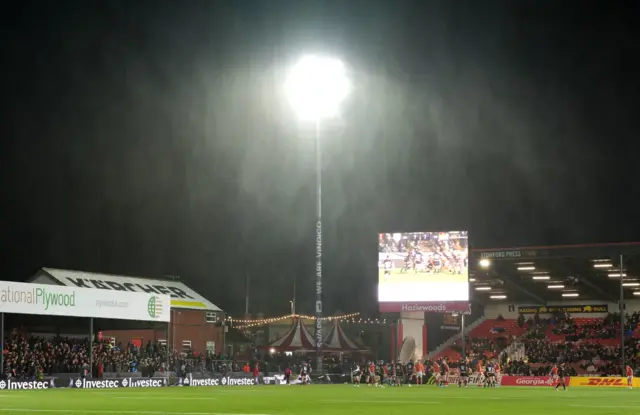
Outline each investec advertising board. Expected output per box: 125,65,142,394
0,281,170,322
378,231,469,312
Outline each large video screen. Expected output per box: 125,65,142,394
378,231,469,304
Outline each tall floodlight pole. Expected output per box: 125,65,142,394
285,55,350,373
620,254,625,375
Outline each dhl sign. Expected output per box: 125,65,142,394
570,377,640,388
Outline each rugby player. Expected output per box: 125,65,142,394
485,361,496,388
431,360,441,387
439,358,450,388
414,360,425,385
352,364,361,387
550,364,559,388
554,363,567,391
458,359,469,388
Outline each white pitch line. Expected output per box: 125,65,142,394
115,396,218,400
0,410,272,415
323,400,441,404
570,405,639,409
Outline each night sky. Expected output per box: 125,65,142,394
2,1,639,317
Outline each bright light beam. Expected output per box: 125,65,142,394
284,55,350,121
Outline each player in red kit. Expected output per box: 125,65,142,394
367,361,376,386
439,359,450,387
554,363,566,391
253,362,260,385
431,361,441,387
627,365,634,389
550,364,559,386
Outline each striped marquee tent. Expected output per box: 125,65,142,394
323,320,369,352
266,318,316,351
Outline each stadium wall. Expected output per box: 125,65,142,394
102,309,223,355
484,300,640,319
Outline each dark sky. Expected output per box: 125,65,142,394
2,1,639,316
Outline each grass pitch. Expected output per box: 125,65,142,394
0,384,636,415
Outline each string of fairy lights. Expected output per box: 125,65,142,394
226,313,392,329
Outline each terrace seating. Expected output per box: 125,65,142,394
1,332,188,377
433,319,527,361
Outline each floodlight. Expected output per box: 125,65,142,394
479,259,491,268
284,55,350,121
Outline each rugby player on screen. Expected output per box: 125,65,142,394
383,255,393,280
401,249,414,273
627,365,634,389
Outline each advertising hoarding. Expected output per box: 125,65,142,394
517,304,608,314
0,281,170,322
39,268,221,311
378,231,468,312
499,376,568,386
569,376,640,388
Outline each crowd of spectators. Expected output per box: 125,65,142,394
506,312,640,375
1,331,256,380
1,333,176,379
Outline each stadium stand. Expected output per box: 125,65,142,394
0,330,250,379
501,312,640,376
433,317,529,361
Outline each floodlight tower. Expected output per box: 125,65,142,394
284,55,350,372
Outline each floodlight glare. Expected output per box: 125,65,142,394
284,55,350,121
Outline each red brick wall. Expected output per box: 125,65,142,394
101,310,224,355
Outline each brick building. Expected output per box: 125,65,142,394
29,268,225,355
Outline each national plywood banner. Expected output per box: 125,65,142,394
0,281,170,322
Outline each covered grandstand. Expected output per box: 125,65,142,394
1,267,227,385
27,268,225,355
427,242,640,377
